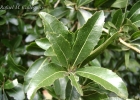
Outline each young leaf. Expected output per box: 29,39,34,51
81,32,118,66
35,38,51,50
38,12,68,37
47,33,71,67
111,0,128,8
24,58,48,81
76,67,128,99
25,63,67,100
7,53,26,75
71,11,105,67
68,73,83,96
112,9,123,29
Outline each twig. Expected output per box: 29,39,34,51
54,0,60,8
80,6,97,11
119,38,140,54
102,28,109,34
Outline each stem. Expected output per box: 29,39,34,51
119,38,140,54
80,6,97,11
54,0,60,8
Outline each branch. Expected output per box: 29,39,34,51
119,38,140,54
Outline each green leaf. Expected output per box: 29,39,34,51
1,39,12,49
112,9,123,29
54,77,68,99
26,42,44,56
25,63,67,100
81,32,118,66
44,47,56,56
38,12,68,37
125,51,130,68
68,73,83,96
77,9,92,26
50,7,70,19
0,72,4,84
0,17,6,25
24,58,48,81
47,33,71,67
35,38,51,50
76,67,128,99
111,0,128,8
0,10,6,15
4,79,18,89
94,0,108,7
127,1,140,27
131,31,140,40
7,53,26,75
77,0,93,7
71,11,105,67
2,90,8,100
82,92,108,100
32,0,38,5
11,35,22,50
6,84,25,100
66,80,80,100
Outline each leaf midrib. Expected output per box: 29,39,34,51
72,14,100,67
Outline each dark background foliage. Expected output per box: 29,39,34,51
0,0,140,99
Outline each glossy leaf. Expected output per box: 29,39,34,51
127,1,140,27
76,67,128,99
38,12,68,37
54,77,68,99
71,11,105,67
77,0,93,7
81,32,118,66
24,58,48,81
112,9,123,29
6,84,25,100
68,73,83,96
94,0,108,7
44,47,56,56
111,0,128,8
26,42,44,56
131,31,140,40
50,7,70,19
82,92,108,100
35,38,51,50
4,79,18,89
66,80,80,100
77,9,92,26
7,53,26,75
25,63,67,99
47,33,71,67
32,0,38,5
